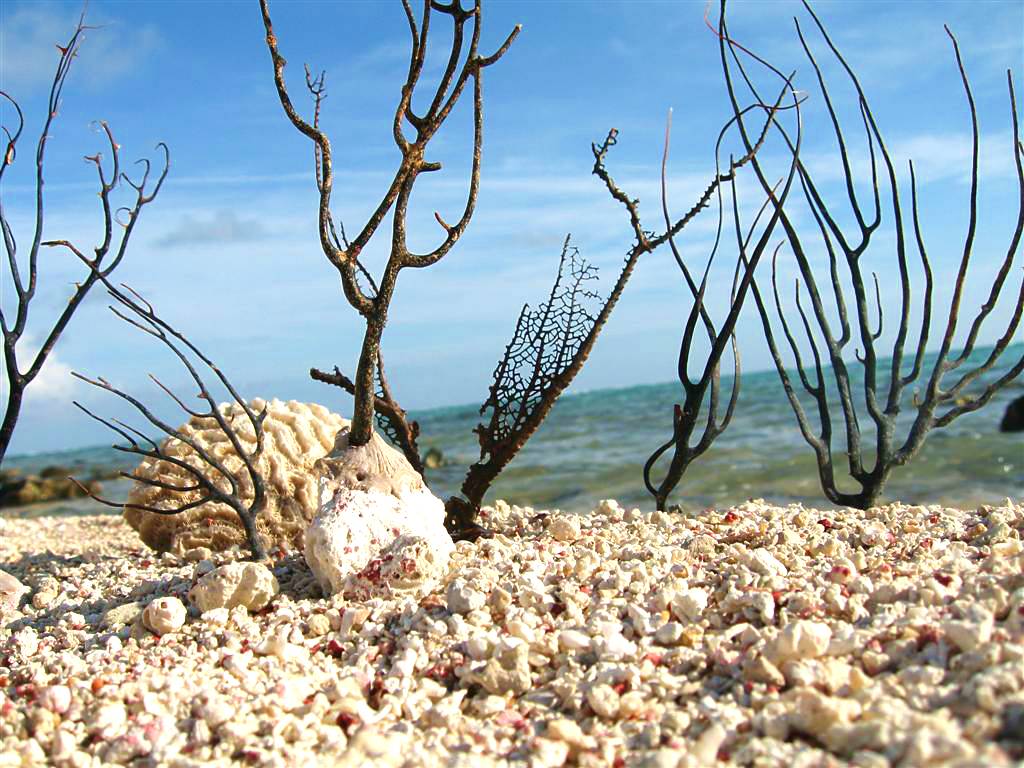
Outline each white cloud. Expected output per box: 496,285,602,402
10,334,76,401
0,2,161,92
800,129,1017,190
156,209,270,248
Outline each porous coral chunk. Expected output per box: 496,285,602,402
304,429,454,597
124,399,347,553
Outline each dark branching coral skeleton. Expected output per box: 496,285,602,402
597,1,803,512
740,2,1024,509
0,15,168,465
259,0,519,456
71,283,271,561
263,0,810,532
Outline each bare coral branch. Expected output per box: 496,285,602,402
260,0,518,449
0,16,166,465
71,283,270,560
742,1,1024,507
597,1,801,510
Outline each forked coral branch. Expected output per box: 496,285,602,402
640,3,803,511
590,0,801,511
260,0,519,453
739,1,1024,508
71,283,270,560
0,13,167,464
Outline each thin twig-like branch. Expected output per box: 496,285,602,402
0,16,166,465
71,282,270,560
742,1,1024,507
260,0,519,449
584,2,801,511
638,10,802,509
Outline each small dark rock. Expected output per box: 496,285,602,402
999,395,1024,433
998,701,1024,755
0,471,27,506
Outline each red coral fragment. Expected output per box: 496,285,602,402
916,626,942,650
326,639,345,657
495,709,524,728
335,712,359,731
13,684,35,700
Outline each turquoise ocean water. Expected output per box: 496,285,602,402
3,345,1021,517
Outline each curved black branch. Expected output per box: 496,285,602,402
71,283,269,560
616,2,803,511
744,2,1024,508
0,15,166,465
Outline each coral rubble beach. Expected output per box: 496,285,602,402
1,499,1022,767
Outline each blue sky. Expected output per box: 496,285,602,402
1,0,1022,456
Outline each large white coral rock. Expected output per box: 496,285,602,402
305,429,454,597
125,399,348,554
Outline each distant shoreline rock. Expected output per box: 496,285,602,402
0,467,104,509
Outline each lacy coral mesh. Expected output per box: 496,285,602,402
479,243,600,454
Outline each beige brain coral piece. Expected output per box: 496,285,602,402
124,399,348,554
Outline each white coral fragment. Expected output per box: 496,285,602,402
142,596,187,636
304,429,454,598
189,562,279,612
